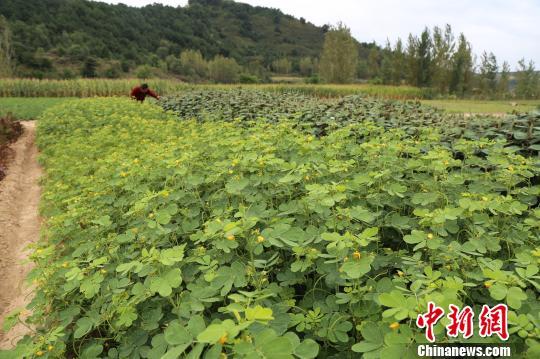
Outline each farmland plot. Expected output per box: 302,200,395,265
1,97,539,358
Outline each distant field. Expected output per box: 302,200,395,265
0,79,429,99
270,76,306,83
0,98,74,119
422,99,540,114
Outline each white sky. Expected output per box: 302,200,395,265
100,0,540,68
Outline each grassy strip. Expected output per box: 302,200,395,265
0,98,76,119
422,99,540,114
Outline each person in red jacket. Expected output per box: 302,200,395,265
130,83,160,102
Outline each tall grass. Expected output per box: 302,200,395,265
0,79,188,97
0,78,430,99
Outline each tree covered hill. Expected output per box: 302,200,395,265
0,0,342,77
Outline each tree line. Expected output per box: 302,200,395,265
319,24,539,99
0,0,326,81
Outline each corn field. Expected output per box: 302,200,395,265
0,79,189,97
0,78,430,99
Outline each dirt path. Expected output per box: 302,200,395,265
0,121,42,349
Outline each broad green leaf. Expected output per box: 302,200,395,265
507,287,527,309
403,230,425,244
351,341,383,353
80,343,103,359
156,210,172,225
159,245,186,265
350,206,376,223
164,321,192,345
74,317,94,339
245,306,274,322
161,344,190,359
197,324,227,344
341,256,373,279
294,339,319,359
489,283,508,301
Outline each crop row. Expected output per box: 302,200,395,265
0,79,429,99
4,98,539,358
162,90,540,155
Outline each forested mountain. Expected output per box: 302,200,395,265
0,0,342,78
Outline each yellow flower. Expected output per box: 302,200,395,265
226,235,235,241
389,322,400,330
48,345,54,351
427,233,434,240
219,335,228,345
257,236,265,243
36,351,44,357
353,251,361,260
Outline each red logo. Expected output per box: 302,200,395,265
446,304,474,339
416,302,445,343
479,304,509,340
416,303,508,342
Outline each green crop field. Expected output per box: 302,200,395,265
422,99,540,114
3,91,539,359
0,98,75,119
1,0,539,356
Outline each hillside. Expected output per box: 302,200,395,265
0,0,334,78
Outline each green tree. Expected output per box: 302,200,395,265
515,59,538,99
449,33,473,96
208,55,241,83
367,47,380,80
416,27,432,87
497,61,511,98
135,65,154,79
405,34,418,85
156,40,172,60
299,57,315,76
390,38,405,85
379,40,393,84
478,51,498,97
356,59,369,79
431,24,455,94
271,57,292,74
319,22,358,83
179,49,208,80
102,61,122,79
81,57,97,78
0,16,14,77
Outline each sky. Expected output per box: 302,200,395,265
100,0,540,68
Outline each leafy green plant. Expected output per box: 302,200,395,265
2,98,539,358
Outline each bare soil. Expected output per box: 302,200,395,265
0,116,24,182
0,121,42,349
